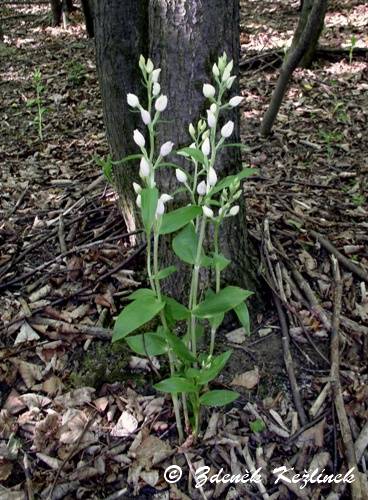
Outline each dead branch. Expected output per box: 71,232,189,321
309,229,368,284
330,257,363,499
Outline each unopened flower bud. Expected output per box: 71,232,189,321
203,84,216,98
207,110,216,128
155,95,168,112
153,82,161,97
176,169,187,184
221,121,234,138
140,108,151,125
233,189,242,200
152,68,161,83
210,103,217,113
133,182,141,194
201,137,210,156
226,76,236,89
160,193,173,203
133,129,145,148
208,167,217,186
229,96,244,107
212,63,220,77
145,58,154,73
156,199,165,217
189,123,196,139
197,180,207,196
160,141,174,157
198,119,206,133
136,194,142,208
127,93,139,108
139,55,146,71
139,157,150,178
202,205,214,218
229,205,240,216
222,60,233,82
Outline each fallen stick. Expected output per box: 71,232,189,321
273,292,308,426
355,420,368,464
330,257,363,500
309,229,368,284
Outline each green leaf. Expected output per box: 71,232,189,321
112,296,165,342
197,350,232,385
141,187,158,233
249,419,266,433
172,223,198,265
154,377,197,393
159,206,201,235
113,153,142,165
164,297,190,321
193,286,253,318
177,147,205,164
212,253,231,271
210,168,258,195
154,266,177,280
234,302,250,335
183,323,204,345
165,331,196,363
126,332,167,356
128,288,156,300
200,390,239,407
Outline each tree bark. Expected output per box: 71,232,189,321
260,0,328,137
50,0,62,26
81,0,94,38
94,0,259,300
290,0,327,67
94,0,149,234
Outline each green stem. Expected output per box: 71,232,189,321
189,216,207,357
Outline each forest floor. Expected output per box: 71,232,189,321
0,1,368,499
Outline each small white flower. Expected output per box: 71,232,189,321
136,194,142,208
140,108,151,125
212,63,220,77
127,93,139,108
153,82,161,97
207,167,217,186
203,84,216,98
176,169,187,184
201,137,210,156
202,205,214,218
207,110,216,128
133,129,145,148
210,103,217,113
197,180,207,196
190,142,196,149
145,58,154,73
133,182,142,194
219,207,224,216
152,68,161,83
160,141,174,157
226,76,236,89
229,205,240,216
155,95,168,112
229,96,244,107
139,157,150,178
221,121,234,138
156,199,165,217
160,193,173,203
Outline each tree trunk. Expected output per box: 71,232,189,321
260,0,328,137
81,0,94,38
94,0,149,235
290,0,327,67
94,0,259,300
50,0,62,26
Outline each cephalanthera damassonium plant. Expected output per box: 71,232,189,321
112,53,256,440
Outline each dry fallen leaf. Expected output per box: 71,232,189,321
10,359,43,388
14,321,40,345
230,366,260,389
111,411,138,437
